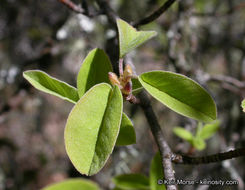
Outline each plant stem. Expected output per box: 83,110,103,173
138,91,177,190
172,148,245,164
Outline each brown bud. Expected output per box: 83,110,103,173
108,72,121,87
123,64,133,79
121,81,132,95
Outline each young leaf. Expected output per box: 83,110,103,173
117,19,157,58
150,152,166,190
199,120,220,140
116,113,136,146
113,174,150,190
139,71,217,122
77,48,113,97
23,70,79,104
173,127,193,143
41,178,99,190
65,83,123,176
192,138,206,151
241,99,245,112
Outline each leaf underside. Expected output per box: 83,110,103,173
65,83,123,176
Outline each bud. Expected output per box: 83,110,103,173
123,64,133,79
121,81,132,95
108,72,121,87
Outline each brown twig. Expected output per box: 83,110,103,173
138,91,177,190
58,0,85,14
133,0,177,27
172,148,245,164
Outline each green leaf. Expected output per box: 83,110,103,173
173,127,193,142
113,174,150,190
77,48,113,97
116,113,136,146
192,138,206,151
139,71,217,122
41,178,99,190
198,120,220,140
150,152,166,190
23,70,79,104
241,99,245,112
117,19,157,58
132,78,143,95
65,83,123,176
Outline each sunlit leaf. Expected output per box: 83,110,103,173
117,19,157,58
199,120,220,140
173,127,193,142
113,174,150,190
23,70,79,104
77,48,112,97
241,99,245,112
41,178,99,190
116,113,136,146
65,83,123,176
150,152,166,190
139,71,217,122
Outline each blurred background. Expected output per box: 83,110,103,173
0,0,245,189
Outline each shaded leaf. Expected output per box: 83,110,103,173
23,70,79,104
113,174,150,190
65,83,123,176
132,78,143,95
139,71,217,122
150,152,166,190
199,120,220,140
116,113,136,146
173,127,193,142
41,178,99,190
77,48,113,97
117,19,157,58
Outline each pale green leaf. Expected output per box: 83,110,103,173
65,83,123,176
23,70,79,104
139,71,217,122
116,113,136,146
150,152,166,190
117,19,157,58
173,127,193,142
241,99,245,112
199,120,220,140
192,138,206,151
113,174,150,190
41,178,99,190
132,78,143,95
77,48,113,97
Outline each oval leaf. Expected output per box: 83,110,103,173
139,71,217,122
116,113,136,146
41,178,99,190
23,70,79,104
199,120,220,140
65,83,123,176
117,19,157,58
150,152,166,190
77,48,113,97
113,174,150,190
173,127,193,142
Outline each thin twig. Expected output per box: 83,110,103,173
138,91,177,190
172,148,245,164
58,0,85,14
133,0,177,27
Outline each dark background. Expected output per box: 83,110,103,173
0,0,245,189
